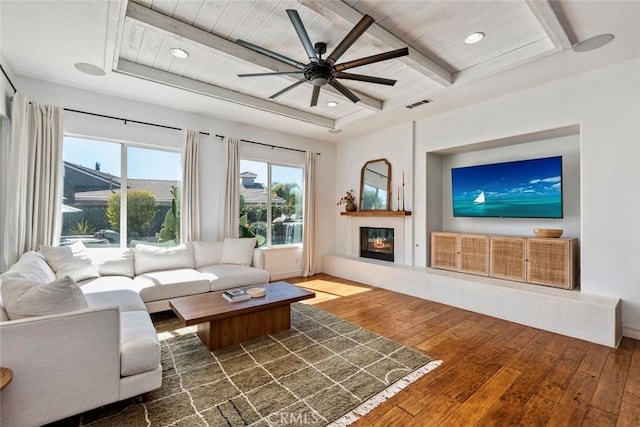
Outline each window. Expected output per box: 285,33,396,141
239,159,303,247
60,136,181,248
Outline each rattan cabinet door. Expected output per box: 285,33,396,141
458,234,489,276
526,238,575,289
490,236,527,281
431,232,459,271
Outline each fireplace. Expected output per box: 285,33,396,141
360,227,394,262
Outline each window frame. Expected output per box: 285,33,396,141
240,156,305,248
62,133,181,249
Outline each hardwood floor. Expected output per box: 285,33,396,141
288,274,640,426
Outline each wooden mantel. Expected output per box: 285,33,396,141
340,211,411,217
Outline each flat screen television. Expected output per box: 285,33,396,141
451,156,563,218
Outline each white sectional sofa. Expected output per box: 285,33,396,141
0,238,269,427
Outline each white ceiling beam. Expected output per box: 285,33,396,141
525,0,574,49
105,0,128,71
125,1,382,111
116,60,335,128
298,0,453,87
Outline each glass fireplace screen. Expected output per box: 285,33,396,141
360,227,394,262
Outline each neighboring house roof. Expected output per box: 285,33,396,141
74,179,178,205
66,161,284,206
64,161,121,195
241,187,285,205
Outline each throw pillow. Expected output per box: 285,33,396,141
40,242,100,282
192,241,224,268
89,248,135,277
220,237,257,266
1,276,89,320
0,251,57,284
134,243,195,274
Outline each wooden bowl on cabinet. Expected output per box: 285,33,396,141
533,228,564,238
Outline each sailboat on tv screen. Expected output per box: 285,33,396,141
473,191,485,205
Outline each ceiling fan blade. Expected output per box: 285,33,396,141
329,80,360,104
286,9,319,64
326,15,375,66
236,39,306,69
238,71,304,77
310,86,321,107
269,78,307,99
335,71,397,86
334,47,409,71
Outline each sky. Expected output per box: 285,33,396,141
63,136,181,180
241,159,303,187
452,156,562,201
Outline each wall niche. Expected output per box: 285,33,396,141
425,125,581,268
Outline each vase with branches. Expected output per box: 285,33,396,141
337,190,357,212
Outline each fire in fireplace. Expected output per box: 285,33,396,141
360,227,394,262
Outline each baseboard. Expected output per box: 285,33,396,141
623,324,640,340
270,270,302,281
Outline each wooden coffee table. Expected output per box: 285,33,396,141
169,281,315,350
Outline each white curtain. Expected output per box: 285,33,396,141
223,136,240,238
301,151,317,277
181,129,200,242
1,93,63,270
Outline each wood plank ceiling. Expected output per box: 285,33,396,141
114,0,568,129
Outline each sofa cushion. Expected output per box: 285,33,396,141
78,276,138,294
198,265,270,292
40,242,100,282
120,311,161,376
0,251,56,284
192,241,224,268
88,249,135,278
220,238,257,266
0,276,89,320
85,289,147,313
134,244,195,275
0,291,10,321
134,269,210,302
40,241,85,270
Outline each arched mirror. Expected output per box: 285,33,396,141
360,159,391,211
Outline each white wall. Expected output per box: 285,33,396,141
335,122,415,264
13,76,338,276
335,58,640,338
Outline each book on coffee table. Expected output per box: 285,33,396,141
223,289,250,302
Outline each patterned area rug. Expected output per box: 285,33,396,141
68,303,440,426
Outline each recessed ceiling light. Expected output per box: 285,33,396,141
328,129,342,134
464,32,485,44
74,62,106,76
170,48,189,59
327,101,338,107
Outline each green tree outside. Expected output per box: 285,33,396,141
106,190,157,236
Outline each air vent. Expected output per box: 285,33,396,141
405,99,432,109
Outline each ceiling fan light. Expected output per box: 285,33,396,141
327,101,338,107
464,32,485,44
170,48,189,59
312,76,328,86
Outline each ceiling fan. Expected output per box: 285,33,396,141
236,9,409,107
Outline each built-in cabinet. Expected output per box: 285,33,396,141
431,232,578,289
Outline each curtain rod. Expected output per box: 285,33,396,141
1,63,209,136
64,108,209,136
215,134,320,156
0,64,17,93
